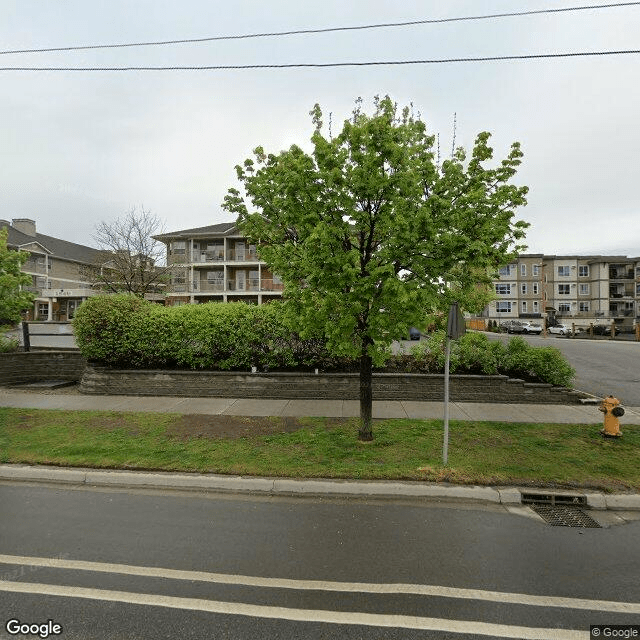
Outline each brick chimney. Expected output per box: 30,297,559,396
12,218,36,236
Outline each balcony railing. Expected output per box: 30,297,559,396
609,270,634,280
227,278,260,292
199,281,225,292
227,249,259,262
192,251,224,263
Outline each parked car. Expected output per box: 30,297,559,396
520,322,542,335
591,324,611,335
548,324,573,335
500,320,524,334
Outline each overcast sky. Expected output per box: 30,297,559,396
2,0,639,257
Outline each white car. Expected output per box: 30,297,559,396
520,322,542,334
548,324,573,335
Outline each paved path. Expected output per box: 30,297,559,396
1,387,640,424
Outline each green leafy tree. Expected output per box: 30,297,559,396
224,96,528,440
0,227,34,326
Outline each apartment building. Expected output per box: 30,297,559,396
485,254,640,331
1,218,102,321
154,222,283,305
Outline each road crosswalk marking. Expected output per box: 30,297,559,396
1,552,639,614
0,580,586,639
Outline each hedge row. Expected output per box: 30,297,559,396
72,296,336,371
389,331,575,387
72,296,575,386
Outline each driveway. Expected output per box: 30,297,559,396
483,332,640,405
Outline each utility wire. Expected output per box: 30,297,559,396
0,2,639,56
1,50,639,71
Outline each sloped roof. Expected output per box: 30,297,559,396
153,221,238,241
0,220,102,264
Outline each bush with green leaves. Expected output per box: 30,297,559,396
73,298,575,386
72,294,150,366
501,336,575,387
0,331,19,353
402,331,573,386
73,296,335,371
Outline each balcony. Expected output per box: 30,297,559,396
227,278,260,292
192,251,224,263
199,281,225,293
227,249,259,262
609,269,634,280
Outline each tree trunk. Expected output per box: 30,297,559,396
358,347,373,442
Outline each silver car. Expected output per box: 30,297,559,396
548,324,573,335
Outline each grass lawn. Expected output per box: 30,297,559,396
0,407,638,491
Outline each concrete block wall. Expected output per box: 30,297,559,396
0,352,87,385
79,366,585,404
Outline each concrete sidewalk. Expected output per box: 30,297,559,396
2,387,640,423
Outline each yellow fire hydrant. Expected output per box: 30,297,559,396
599,395,624,437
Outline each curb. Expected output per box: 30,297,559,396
1,464,639,511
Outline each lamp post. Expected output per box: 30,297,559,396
535,262,547,338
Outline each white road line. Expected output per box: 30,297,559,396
1,553,639,614
0,580,585,639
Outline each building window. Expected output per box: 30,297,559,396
521,301,527,313
579,284,590,295
496,301,512,313
171,241,186,255
578,265,589,277
533,301,539,313
520,264,526,277
558,284,570,295
579,302,590,312
557,266,570,277
532,283,539,295
495,283,511,295
532,265,540,276
498,266,512,277
558,303,571,313
520,283,526,295
37,303,49,320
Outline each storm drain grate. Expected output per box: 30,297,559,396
530,505,601,528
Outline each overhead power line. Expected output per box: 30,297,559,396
1,49,639,71
0,2,639,56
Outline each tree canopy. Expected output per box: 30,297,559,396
0,227,34,325
224,96,529,440
85,207,169,297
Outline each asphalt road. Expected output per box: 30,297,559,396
1,483,639,639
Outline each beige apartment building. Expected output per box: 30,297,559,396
154,222,283,305
1,218,101,321
484,254,640,331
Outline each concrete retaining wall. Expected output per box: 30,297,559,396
0,351,87,385
79,365,584,404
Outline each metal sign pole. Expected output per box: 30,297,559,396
443,336,451,466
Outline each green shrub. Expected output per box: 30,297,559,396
72,294,150,366
502,336,575,387
73,297,576,386
73,297,336,371
0,332,19,353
